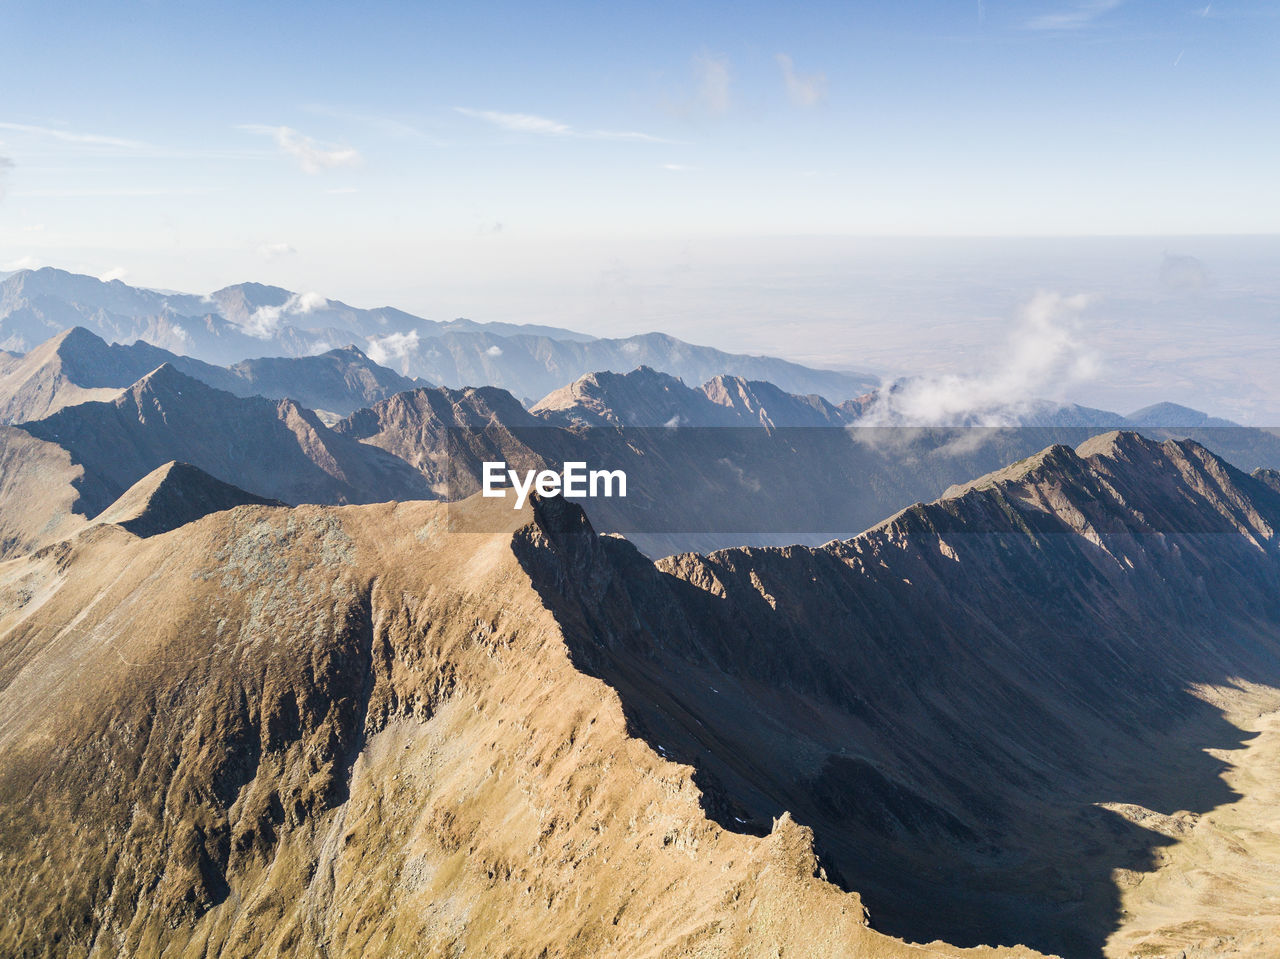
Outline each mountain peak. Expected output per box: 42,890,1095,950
1075,428,1165,461
92,461,282,537
49,325,108,353
1125,402,1238,428
123,362,215,406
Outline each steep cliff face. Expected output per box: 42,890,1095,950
0,497,1023,959
513,433,1280,958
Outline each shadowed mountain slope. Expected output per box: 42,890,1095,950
92,461,284,537
0,496,1037,959
19,364,432,517
513,432,1280,957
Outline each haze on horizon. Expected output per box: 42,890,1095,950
1,0,1277,418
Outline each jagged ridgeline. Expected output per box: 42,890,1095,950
0,268,877,403
3,431,1280,957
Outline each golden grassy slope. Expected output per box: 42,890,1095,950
0,497,1039,959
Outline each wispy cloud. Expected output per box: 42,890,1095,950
857,292,1101,427
1025,0,1122,31
661,163,695,172
256,241,297,261
242,290,329,339
239,125,362,173
695,52,732,115
0,156,12,200
366,330,420,365
455,108,669,142
98,266,128,282
776,54,826,108
0,121,149,150
14,186,215,198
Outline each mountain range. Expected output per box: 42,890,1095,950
5,326,1280,562
0,268,878,403
4,430,1280,957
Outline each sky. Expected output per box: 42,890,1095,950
0,0,1277,417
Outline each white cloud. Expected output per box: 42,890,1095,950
98,266,128,282
776,54,826,108
695,53,732,115
0,155,12,200
857,291,1101,426
2,255,40,271
293,291,328,313
257,241,297,261
458,109,571,136
1025,0,1122,31
242,291,331,338
11,187,214,198
662,163,695,172
240,125,362,173
485,344,503,357
455,108,668,143
0,121,148,150
366,330,420,365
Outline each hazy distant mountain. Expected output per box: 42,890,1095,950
340,370,1280,557
222,346,426,417
1125,401,1239,428
338,377,1114,556
0,326,425,422
0,268,876,403
376,329,877,405
532,367,848,427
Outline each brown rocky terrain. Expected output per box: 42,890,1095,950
2,430,1280,958
18,363,432,517
513,431,1280,957
91,462,283,537
0,493,1033,959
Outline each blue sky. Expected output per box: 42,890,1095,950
0,1,1278,420
2,1,1275,266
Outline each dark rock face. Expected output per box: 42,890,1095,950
514,432,1280,958
93,461,285,537
20,364,432,515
